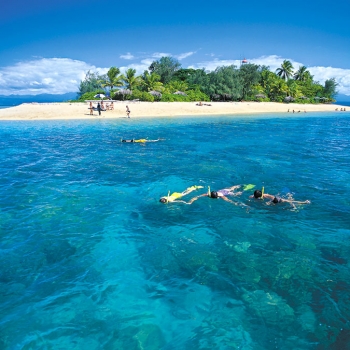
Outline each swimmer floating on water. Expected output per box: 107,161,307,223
121,138,162,143
159,185,203,204
250,187,310,205
187,184,254,205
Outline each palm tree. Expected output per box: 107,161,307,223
100,67,124,90
286,79,301,98
123,68,142,90
166,80,188,93
294,66,309,81
276,60,294,81
142,71,163,92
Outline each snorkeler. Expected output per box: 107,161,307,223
121,138,162,143
159,185,203,204
250,187,310,205
187,185,246,204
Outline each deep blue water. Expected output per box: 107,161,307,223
1,113,350,349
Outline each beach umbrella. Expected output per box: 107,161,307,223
173,91,187,96
94,93,106,99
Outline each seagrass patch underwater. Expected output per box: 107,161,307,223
0,113,350,349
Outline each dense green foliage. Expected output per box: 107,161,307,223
112,89,155,102
77,71,104,98
149,57,181,84
323,78,338,99
76,56,338,103
76,90,105,102
276,60,294,81
100,67,124,90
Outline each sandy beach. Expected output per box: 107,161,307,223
0,101,347,120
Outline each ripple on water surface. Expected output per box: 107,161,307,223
0,114,350,349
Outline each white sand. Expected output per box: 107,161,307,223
0,101,347,120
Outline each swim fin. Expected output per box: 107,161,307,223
243,184,255,191
188,185,204,191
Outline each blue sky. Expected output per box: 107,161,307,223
1,0,350,95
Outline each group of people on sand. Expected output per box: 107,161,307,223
196,101,212,106
89,102,131,117
335,108,347,111
89,101,114,116
287,109,306,113
159,185,310,207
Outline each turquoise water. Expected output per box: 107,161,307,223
1,113,350,349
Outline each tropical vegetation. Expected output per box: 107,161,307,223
76,57,338,103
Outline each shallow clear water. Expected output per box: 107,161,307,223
1,113,350,349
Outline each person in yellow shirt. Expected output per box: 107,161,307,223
159,186,203,204
121,139,161,143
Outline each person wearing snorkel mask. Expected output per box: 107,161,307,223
250,188,310,205
187,185,243,204
159,185,204,204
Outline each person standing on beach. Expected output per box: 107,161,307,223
97,102,102,116
89,102,94,115
126,105,130,118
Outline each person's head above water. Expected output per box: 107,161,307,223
159,197,167,203
210,191,218,198
253,190,263,198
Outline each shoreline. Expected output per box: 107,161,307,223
0,101,348,120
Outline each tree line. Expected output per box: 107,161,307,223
76,57,338,103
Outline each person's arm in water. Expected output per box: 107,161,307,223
172,199,189,204
280,198,311,204
187,193,208,204
219,195,239,205
249,193,273,199
249,192,275,200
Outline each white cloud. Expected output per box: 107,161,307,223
120,52,134,60
152,52,171,59
0,58,108,96
176,51,195,60
308,66,350,95
119,58,154,75
1,55,349,96
190,55,350,96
